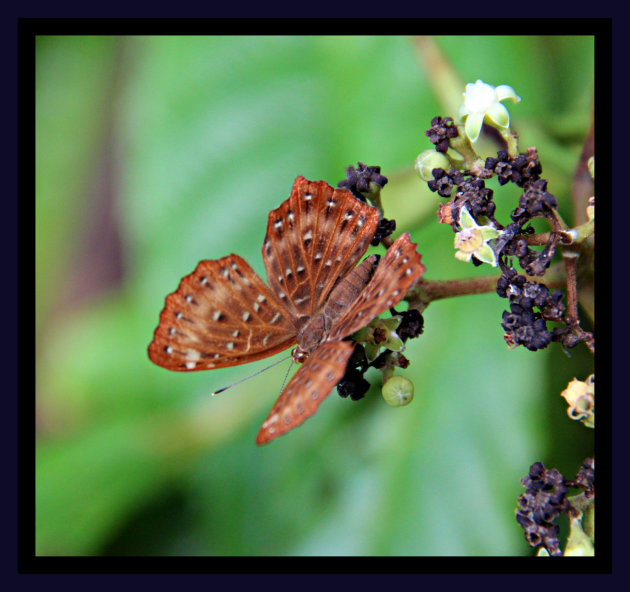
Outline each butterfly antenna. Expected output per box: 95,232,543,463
211,355,292,396
279,358,295,394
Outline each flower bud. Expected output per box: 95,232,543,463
414,150,451,182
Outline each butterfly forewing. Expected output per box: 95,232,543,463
255,340,355,445
328,233,425,341
262,176,379,317
149,254,296,371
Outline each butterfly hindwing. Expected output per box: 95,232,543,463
255,340,355,445
328,233,425,341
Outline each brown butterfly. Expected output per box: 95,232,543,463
148,176,425,444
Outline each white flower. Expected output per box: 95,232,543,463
454,206,500,266
458,79,521,143
560,375,594,428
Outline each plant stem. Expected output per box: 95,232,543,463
405,263,566,311
524,216,594,248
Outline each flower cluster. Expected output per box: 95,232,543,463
512,178,558,223
338,161,388,201
340,162,395,246
516,462,569,556
497,269,566,352
419,80,571,351
516,459,595,556
337,362,371,401
427,168,461,198
338,308,424,402
454,175,497,220
425,116,458,153
568,457,595,496
422,132,578,351
484,149,562,276
396,308,424,341
371,217,396,246
484,148,542,188
429,169,499,223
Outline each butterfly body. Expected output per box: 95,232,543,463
149,176,425,444
293,254,380,360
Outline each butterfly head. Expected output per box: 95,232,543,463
291,347,309,365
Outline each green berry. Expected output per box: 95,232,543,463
382,376,414,407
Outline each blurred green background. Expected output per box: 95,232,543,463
35,35,594,556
